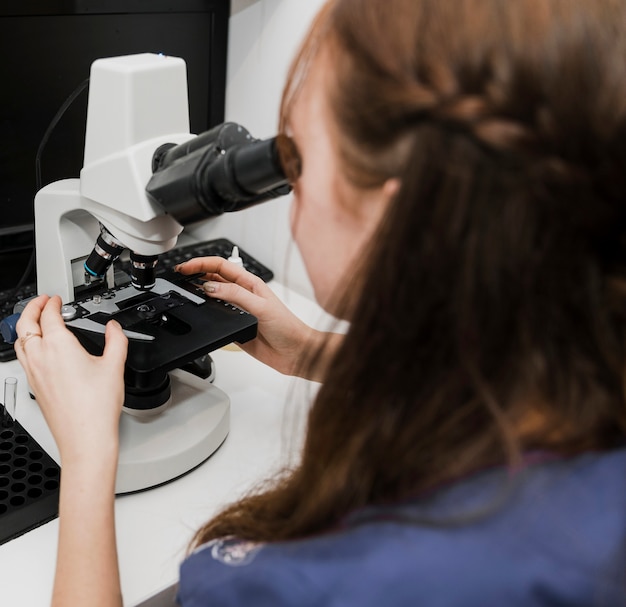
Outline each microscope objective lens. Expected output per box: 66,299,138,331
129,252,159,290
84,227,125,278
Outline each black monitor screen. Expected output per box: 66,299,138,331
0,0,230,289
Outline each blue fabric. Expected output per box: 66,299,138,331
178,448,626,606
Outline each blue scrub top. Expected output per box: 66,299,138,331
178,447,626,606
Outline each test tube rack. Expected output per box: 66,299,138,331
0,405,60,545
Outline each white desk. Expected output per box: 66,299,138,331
0,284,323,606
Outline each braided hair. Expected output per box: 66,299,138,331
193,0,626,545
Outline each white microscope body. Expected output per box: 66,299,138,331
33,54,230,494
36,53,190,301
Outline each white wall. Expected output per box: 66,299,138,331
188,0,327,298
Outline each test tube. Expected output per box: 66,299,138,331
4,377,17,423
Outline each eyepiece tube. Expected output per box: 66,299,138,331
231,137,288,195
199,137,291,213
151,123,228,173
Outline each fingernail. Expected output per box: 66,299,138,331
202,281,219,294
174,262,185,272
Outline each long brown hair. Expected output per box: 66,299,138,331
193,0,626,545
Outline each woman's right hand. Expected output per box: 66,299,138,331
176,257,339,381
14,294,128,464
15,294,126,607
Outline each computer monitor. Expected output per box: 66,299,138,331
0,0,230,289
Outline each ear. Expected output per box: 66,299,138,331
382,177,401,203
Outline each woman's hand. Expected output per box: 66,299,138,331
176,257,341,381
14,294,128,606
14,294,128,464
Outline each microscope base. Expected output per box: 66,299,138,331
116,368,229,494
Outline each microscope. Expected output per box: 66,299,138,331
31,53,291,493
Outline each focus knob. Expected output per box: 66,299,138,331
60,305,78,321
0,313,20,344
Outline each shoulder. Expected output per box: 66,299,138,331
178,448,626,607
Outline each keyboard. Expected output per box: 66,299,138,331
0,238,273,362
115,237,274,283
0,283,38,361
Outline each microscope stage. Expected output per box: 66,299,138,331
65,272,258,380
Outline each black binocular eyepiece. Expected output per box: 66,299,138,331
146,122,292,225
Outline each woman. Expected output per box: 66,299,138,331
15,0,626,604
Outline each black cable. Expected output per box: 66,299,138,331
8,77,90,296
35,78,90,194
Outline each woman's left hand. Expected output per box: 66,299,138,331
14,294,128,464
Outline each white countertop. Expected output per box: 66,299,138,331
0,283,325,606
